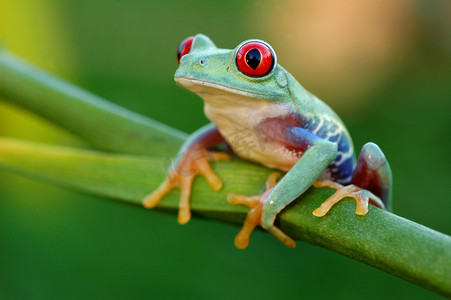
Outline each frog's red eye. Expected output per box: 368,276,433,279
177,36,194,64
236,41,275,77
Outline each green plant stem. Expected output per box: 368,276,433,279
0,51,186,156
0,137,450,297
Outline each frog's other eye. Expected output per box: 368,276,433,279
235,41,276,77
177,36,194,64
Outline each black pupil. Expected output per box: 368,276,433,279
246,48,261,70
177,41,186,61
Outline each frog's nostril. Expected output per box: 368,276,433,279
199,59,206,66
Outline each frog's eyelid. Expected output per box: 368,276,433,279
190,34,218,51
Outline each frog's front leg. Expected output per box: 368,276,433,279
228,127,338,248
143,123,231,224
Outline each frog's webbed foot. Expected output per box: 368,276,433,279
312,180,385,217
227,172,296,249
143,148,231,224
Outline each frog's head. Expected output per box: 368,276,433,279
174,34,293,104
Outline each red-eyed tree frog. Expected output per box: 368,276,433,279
143,34,392,249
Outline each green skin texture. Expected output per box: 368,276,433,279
174,34,376,231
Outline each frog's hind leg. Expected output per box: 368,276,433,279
351,142,392,210
313,142,392,216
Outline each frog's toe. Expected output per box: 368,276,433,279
192,150,232,191
312,181,384,217
208,151,232,162
143,176,176,209
228,172,295,249
312,179,343,189
177,173,195,224
196,154,223,191
227,193,260,207
231,200,262,249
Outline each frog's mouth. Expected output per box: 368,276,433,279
174,76,277,99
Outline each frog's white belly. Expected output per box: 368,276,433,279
176,77,337,180
202,93,301,171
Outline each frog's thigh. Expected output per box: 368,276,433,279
261,138,338,229
352,142,392,210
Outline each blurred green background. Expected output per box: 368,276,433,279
0,0,450,299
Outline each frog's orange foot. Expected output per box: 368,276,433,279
312,180,385,217
227,172,295,249
143,149,231,224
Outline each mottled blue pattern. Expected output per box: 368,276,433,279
305,115,355,184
